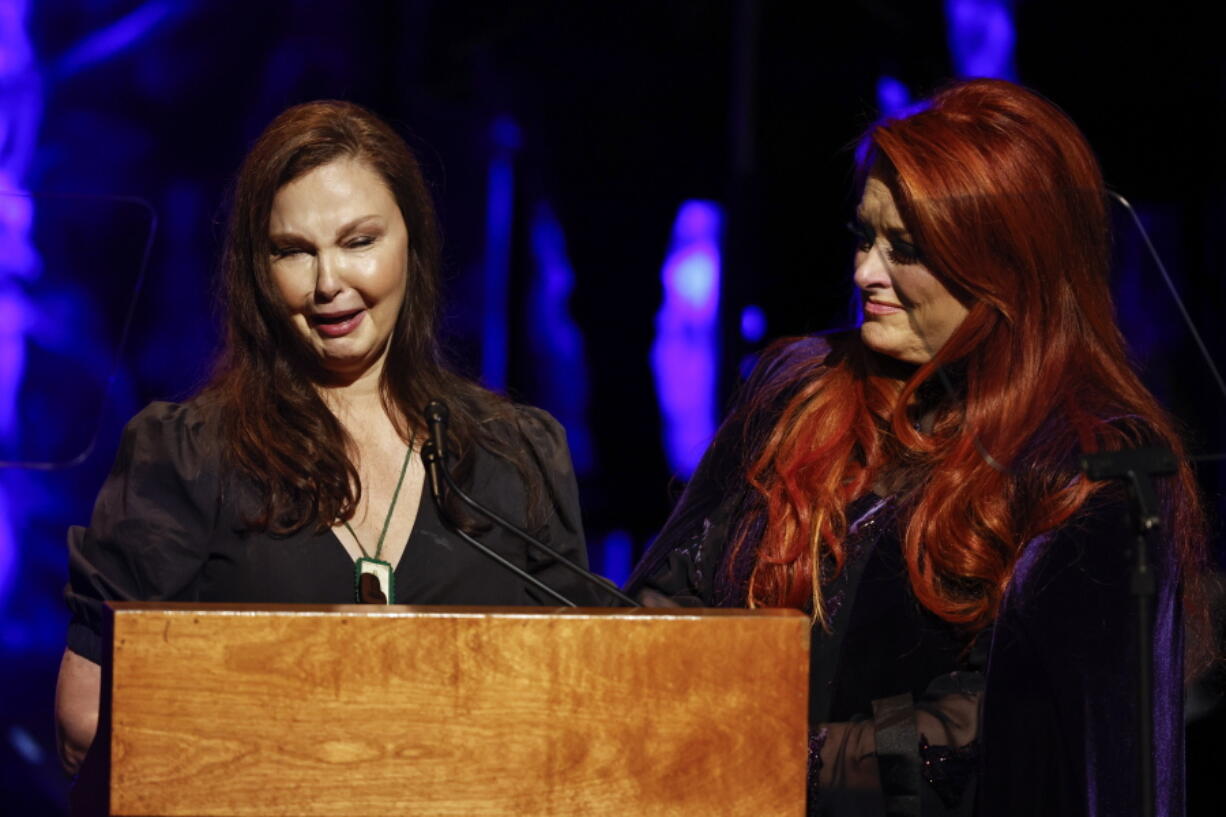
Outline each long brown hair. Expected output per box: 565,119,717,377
734,80,1209,655
205,99,534,534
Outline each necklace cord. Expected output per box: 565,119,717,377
343,443,414,561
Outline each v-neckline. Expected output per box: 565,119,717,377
327,476,430,575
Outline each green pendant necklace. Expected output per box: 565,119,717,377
346,444,413,604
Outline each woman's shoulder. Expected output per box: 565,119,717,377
115,398,223,477
123,397,217,438
1004,487,1147,624
508,403,567,453
462,399,581,532
750,331,842,379
125,398,213,431
459,386,558,444
721,330,854,444
79,398,226,576
739,330,851,401
472,401,571,474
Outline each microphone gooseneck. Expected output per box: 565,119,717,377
422,439,575,607
435,464,641,607
423,399,638,607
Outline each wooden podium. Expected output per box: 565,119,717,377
78,603,809,816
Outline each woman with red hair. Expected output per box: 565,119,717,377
628,78,1210,816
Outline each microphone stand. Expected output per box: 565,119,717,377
421,440,577,607
422,432,640,608
434,462,640,608
1080,446,1175,817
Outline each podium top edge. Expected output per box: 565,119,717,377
105,602,808,621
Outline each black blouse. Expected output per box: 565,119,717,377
65,399,603,664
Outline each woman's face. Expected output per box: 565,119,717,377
268,157,409,383
852,176,969,365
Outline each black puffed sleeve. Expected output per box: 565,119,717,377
508,404,619,606
64,401,221,663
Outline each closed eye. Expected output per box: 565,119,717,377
846,220,875,252
346,235,377,249
885,237,921,265
271,245,311,259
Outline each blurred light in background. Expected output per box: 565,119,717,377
0,0,39,616
740,303,766,343
875,75,912,118
0,488,13,613
8,725,42,764
482,115,521,391
52,0,176,80
527,200,594,475
651,200,721,479
946,0,1017,80
596,529,633,588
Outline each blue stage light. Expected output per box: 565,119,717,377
598,529,633,588
651,200,722,479
740,304,766,343
946,0,1017,80
8,725,43,765
876,76,912,118
527,201,594,475
482,116,521,391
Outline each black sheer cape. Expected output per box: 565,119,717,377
626,335,1185,817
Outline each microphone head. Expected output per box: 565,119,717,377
425,400,450,425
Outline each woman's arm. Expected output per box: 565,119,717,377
55,648,101,777
57,402,219,775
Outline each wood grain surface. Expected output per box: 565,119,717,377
104,604,808,816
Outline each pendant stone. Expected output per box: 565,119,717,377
355,557,395,604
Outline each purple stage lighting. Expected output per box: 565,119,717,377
946,0,1017,80
651,200,722,479
527,201,594,474
482,115,521,391
597,529,633,588
740,303,766,343
876,76,913,118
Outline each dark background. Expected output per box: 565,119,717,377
2,1,1223,813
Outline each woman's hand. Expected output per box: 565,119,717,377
55,648,100,777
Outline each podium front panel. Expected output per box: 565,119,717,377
102,603,809,816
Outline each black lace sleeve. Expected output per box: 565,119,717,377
810,672,983,817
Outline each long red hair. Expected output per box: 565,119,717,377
736,79,1208,646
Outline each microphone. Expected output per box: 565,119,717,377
424,399,640,608
424,400,449,503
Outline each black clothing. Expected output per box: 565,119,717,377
627,334,1185,817
66,399,598,664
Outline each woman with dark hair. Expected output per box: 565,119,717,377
55,100,599,775
628,79,1211,816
